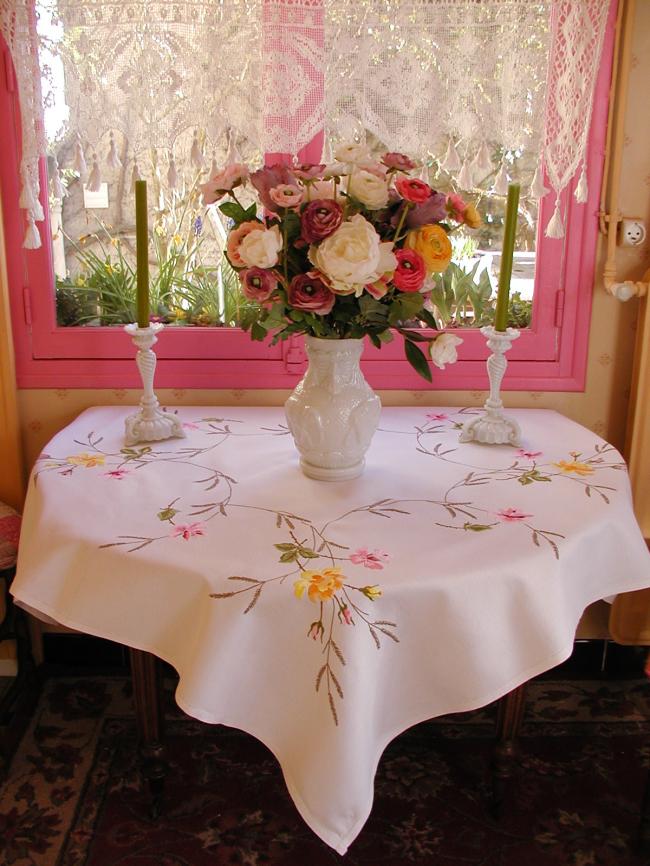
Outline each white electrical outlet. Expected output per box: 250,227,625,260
620,218,646,246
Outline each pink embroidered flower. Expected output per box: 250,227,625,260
269,184,304,209
396,177,432,204
517,449,543,460
199,163,249,205
103,469,130,480
350,548,391,570
182,422,200,430
239,267,280,303
496,508,533,522
341,606,353,625
307,620,325,641
381,152,416,171
171,522,206,540
426,412,449,421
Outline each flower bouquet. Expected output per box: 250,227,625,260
200,142,481,380
201,143,481,479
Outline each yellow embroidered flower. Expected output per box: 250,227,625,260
404,224,452,274
294,567,345,602
554,460,594,476
361,585,382,601
66,452,106,468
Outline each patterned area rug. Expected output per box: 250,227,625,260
0,676,648,865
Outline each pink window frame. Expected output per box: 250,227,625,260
1,2,616,391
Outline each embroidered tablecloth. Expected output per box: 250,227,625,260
11,405,650,853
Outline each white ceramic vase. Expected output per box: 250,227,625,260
285,336,381,481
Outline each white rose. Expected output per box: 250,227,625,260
334,143,372,165
348,169,389,210
238,225,283,269
429,333,463,369
309,214,397,294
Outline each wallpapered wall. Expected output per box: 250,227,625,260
15,4,650,472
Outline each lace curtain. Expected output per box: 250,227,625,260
1,0,611,249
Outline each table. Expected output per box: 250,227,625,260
11,406,650,853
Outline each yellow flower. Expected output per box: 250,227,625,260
172,233,183,246
361,585,382,601
463,203,482,229
554,460,594,476
66,452,106,468
75,276,86,287
105,263,114,275
405,224,452,274
294,568,345,602
110,238,120,247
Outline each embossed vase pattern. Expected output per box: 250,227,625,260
284,337,381,481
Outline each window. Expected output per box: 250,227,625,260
1,1,617,390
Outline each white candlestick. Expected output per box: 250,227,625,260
124,323,185,445
459,325,522,446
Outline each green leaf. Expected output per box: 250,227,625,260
369,332,381,349
279,550,299,562
244,202,258,219
377,328,394,344
251,321,267,341
274,543,296,551
218,201,247,222
463,522,494,532
388,292,424,326
404,339,432,382
298,547,320,559
417,307,438,329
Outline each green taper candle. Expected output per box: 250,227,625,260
494,182,520,332
135,180,150,328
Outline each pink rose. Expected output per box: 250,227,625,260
393,248,426,293
200,163,248,205
269,184,304,209
382,152,416,171
287,272,335,315
239,267,280,303
349,548,391,570
396,177,432,204
226,220,263,268
292,163,326,180
446,193,467,221
300,199,343,243
250,164,296,212
496,508,533,522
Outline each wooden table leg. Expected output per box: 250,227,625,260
491,682,528,818
129,648,166,817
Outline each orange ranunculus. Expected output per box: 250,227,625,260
294,567,345,602
463,203,482,229
404,224,452,274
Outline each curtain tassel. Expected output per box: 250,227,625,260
210,153,219,177
19,176,44,221
492,160,509,196
191,132,205,169
87,154,102,192
167,157,178,189
440,138,461,173
51,155,66,200
574,164,588,203
130,159,142,193
529,162,549,199
73,137,88,179
457,158,474,191
107,132,122,169
476,140,493,173
23,217,41,250
545,196,565,239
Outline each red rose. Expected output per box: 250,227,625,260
395,177,432,204
288,272,336,315
393,249,426,293
300,199,343,244
239,267,280,302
